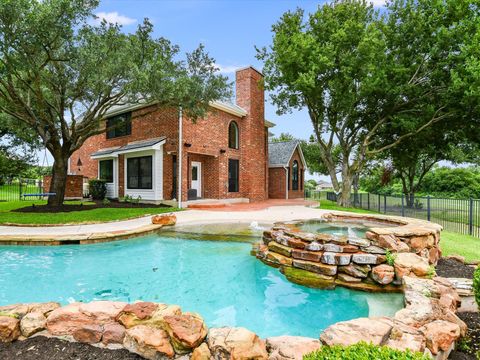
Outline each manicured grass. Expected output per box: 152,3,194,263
0,201,178,225
317,198,480,262
439,231,480,263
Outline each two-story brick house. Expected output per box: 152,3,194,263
69,67,305,206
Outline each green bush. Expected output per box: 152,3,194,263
88,179,107,200
474,265,480,310
303,342,429,360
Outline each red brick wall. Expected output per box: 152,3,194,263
43,175,84,198
287,147,305,199
268,167,286,199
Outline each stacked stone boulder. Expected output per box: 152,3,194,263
254,214,442,292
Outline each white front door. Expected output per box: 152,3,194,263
191,161,202,198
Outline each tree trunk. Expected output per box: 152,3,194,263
47,151,69,206
337,176,353,207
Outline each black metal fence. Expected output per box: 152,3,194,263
306,190,480,238
0,178,45,201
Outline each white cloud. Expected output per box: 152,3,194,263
214,64,246,74
95,11,137,26
369,0,387,7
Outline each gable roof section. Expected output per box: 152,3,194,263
91,137,166,159
268,140,306,168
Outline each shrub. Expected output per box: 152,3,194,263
304,342,429,360
88,179,107,200
474,265,480,310
385,250,397,266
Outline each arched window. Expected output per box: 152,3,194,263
292,160,299,190
228,121,239,149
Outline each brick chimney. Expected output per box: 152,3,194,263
235,66,268,201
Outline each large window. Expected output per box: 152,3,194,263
99,159,113,183
292,160,299,191
228,121,239,149
106,112,132,139
127,156,152,189
228,159,239,192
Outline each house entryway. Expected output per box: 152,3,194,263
190,161,202,199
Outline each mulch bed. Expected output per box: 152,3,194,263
0,336,143,360
449,312,480,360
13,200,171,213
435,258,475,279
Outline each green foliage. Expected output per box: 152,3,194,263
88,179,107,200
304,342,429,360
385,250,397,266
426,266,436,279
102,198,111,206
474,266,480,311
305,179,317,191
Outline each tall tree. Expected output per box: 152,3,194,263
0,0,230,206
257,0,479,206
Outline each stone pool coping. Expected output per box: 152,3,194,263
0,206,442,245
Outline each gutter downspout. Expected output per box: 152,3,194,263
178,106,183,208
284,166,288,200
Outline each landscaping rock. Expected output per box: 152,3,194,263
46,303,93,336
0,316,20,342
338,263,370,278
151,213,176,226
384,321,426,353
420,320,461,355
305,242,323,252
123,325,175,359
286,238,306,249
265,251,293,267
0,303,30,318
191,343,211,360
336,273,362,283
268,241,292,257
352,253,382,265
292,249,322,262
117,302,181,328
102,322,126,345
348,238,370,247
20,312,46,337
320,317,393,346
73,324,103,344
282,267,336,289
321,252,351,266
445,254,465,264
370,234,410,253
292,259,337,276
208,327,268,360
361,245,387,255
80,301,127,322
266,336,320,360
323,243,342,253
372,264,395,285
394,253,430,279
163,313,208,353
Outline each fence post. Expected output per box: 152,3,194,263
427,196,431,222
19,178,22,200
384,194,387,214
469,197,474,236
401,194,405,217
360,193,363,208
367,193,370,211
378,194,381,212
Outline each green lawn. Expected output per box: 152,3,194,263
0,201,178,225
318,199,480,262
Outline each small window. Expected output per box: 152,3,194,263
127,156,152,189
228,159,239,192
106,112,132,139
228,121,239,149
292,160,299,191
99,159,113,183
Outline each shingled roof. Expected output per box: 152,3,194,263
268,140,305,167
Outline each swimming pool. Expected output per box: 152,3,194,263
0,225,403,338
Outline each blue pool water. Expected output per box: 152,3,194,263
0,230,403,338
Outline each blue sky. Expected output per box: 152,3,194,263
95,0,384,144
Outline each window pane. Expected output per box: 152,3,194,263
192,166,198,181
127,158,139,189
99,160,113,183
229,122,238,149
228,159,239,192
127,156,152,190
139,156,152,189
292,161,299,191
106,112,132,139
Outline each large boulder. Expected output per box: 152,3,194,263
338,263,371,279
79,301,127,322
152,213,177,226
46,303,93,336
0,316,20,342
420,320,461,355
320,317,393,346
191,343,211,360
123,325,175,359
266,336,320,360
163,313,208,353
384,321,426,353
73,324,103,344
292,259,337,276
372,264,395,285
102,323,126,346
116,302,181,329
208,327,268,360
20,312,46,337
394,253,430,279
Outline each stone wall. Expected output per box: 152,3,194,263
254,213,443,292
0,276,465,360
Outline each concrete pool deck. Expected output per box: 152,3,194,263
0,202,441,245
